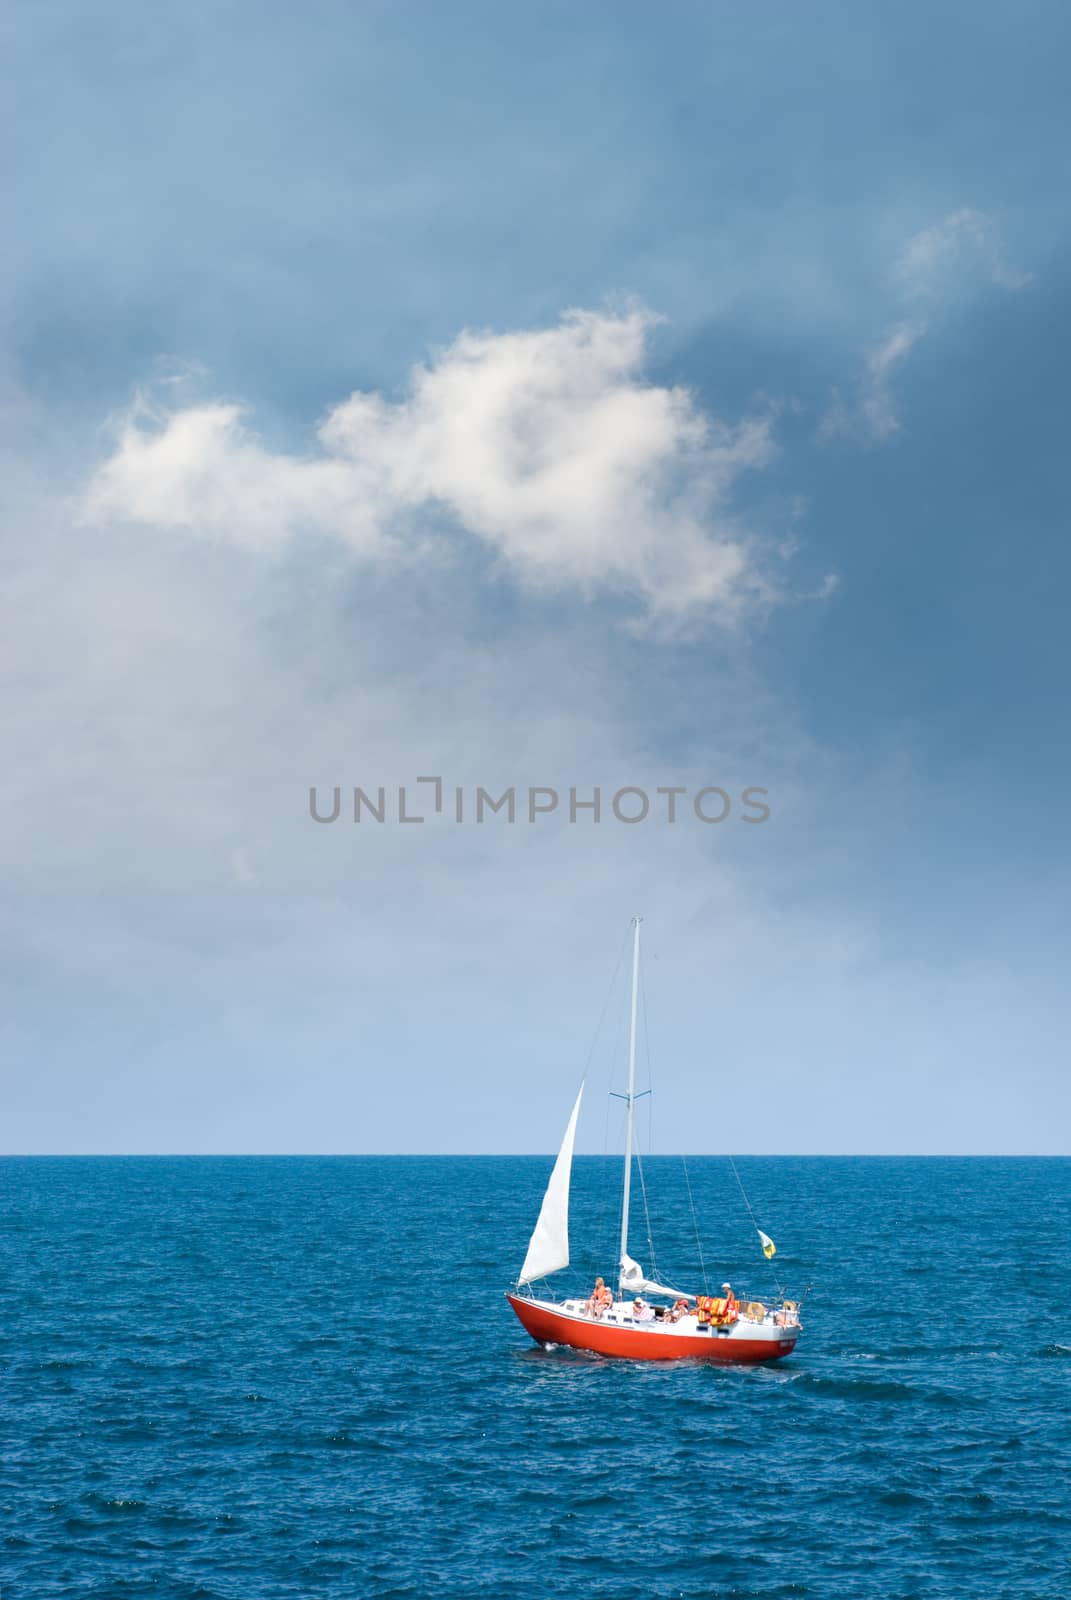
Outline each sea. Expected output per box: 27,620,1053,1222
2,1156,1069,1599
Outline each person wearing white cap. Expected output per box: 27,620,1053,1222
721,1281,738,1322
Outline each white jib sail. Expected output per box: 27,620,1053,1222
518,1084,584,1287
619,1253,689,1300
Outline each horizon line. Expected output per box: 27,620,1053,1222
2,1151,1068,1160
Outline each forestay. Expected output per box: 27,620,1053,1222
518,1084,584,1286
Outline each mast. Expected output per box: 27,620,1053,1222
618,915,641,1286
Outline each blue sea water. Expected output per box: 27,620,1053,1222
1,1156,1069,1599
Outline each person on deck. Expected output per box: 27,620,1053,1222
669,1297,692,1322
720,1282,738,1321
586,1277,613,1318
632,1297,654,1322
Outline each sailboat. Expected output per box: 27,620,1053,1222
506,918,802,1364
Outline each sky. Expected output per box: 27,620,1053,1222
4,1,1070,1154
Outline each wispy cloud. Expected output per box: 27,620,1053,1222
897,207,1033,297
860,321,926,439
822,209,1031,443
821,320,926,443
83,308,795,628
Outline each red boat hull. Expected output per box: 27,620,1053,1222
507,1293,797,1365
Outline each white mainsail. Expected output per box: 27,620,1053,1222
518,1084,584,1286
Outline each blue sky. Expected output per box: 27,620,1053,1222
5,2,1070,1153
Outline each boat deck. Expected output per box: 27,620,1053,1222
554,1297,795,1342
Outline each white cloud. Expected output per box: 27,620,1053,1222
83,399,389,557
83,308,785,626
897,207,1032,296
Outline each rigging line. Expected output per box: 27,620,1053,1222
600,1101,627,1276
681,1154,710,1297
634,1146,659,1282
596,926,632,1158
603,1000,635,1281
727,1152,785,1299
634,946,661,1281
602,984,631,1161
587,922,632,1073
640,955,654,1152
